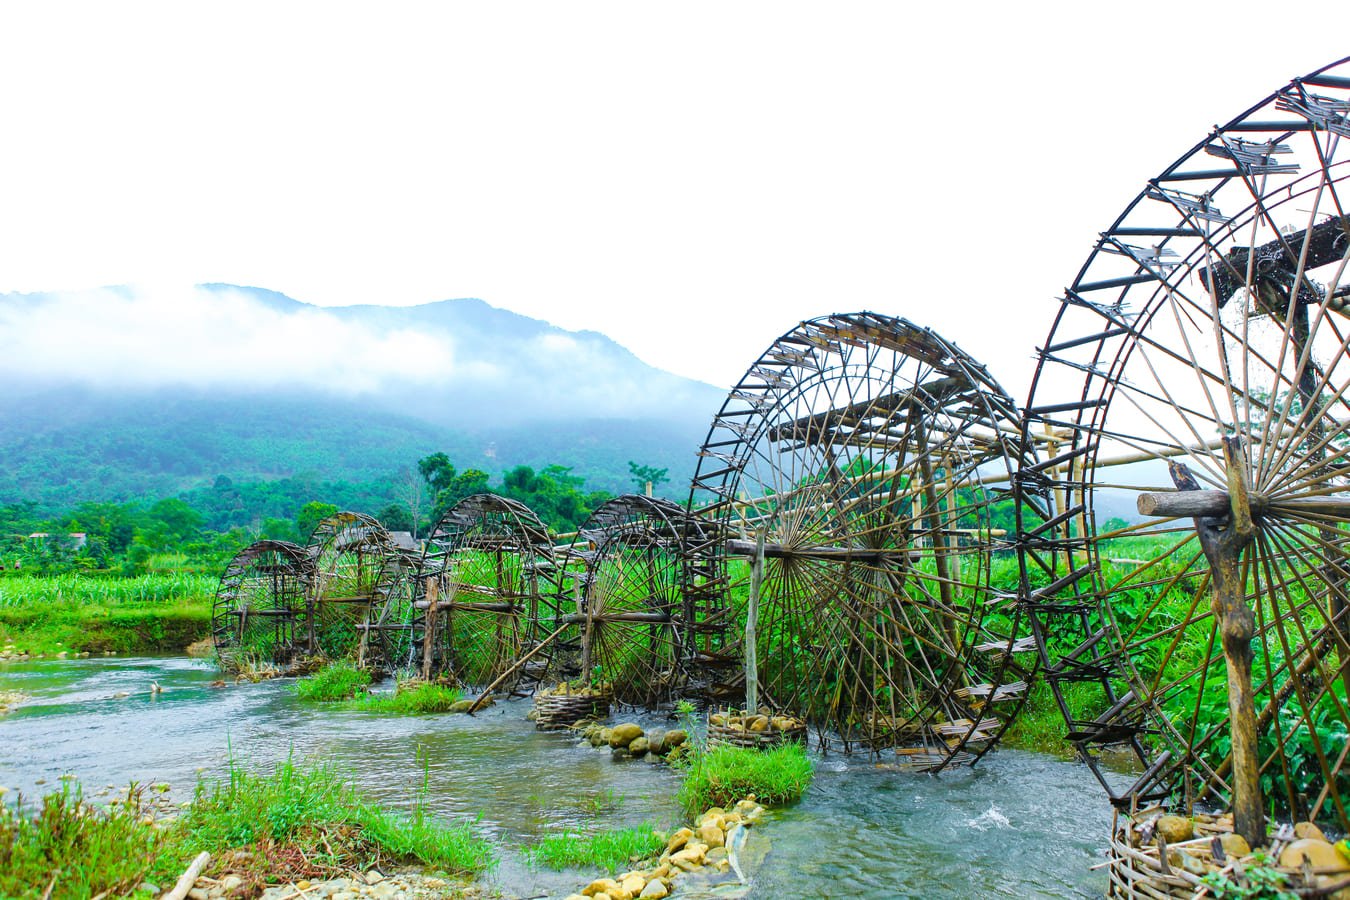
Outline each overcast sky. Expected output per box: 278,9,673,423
1,2,1347,399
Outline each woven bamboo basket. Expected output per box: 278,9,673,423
706,710,808,750
1105,811,1332,899
533,687,611,731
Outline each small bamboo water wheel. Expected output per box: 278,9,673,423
304,511,401,662
212,539,314,671
564,495,721,707
1018,57,1350,849
412,494,560,690
356,537,423,674
691,312,1035,770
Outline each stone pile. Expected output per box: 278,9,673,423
577,720,689,762
562,797,767,900
707,709,807,751
158,868,483,900
1113,809,1350,898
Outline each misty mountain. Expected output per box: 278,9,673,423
0,286,726,512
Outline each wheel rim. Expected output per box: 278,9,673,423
1019,57,1350,828
415,494,557,689
212,540,313,671
304,512,398,662
570,495,715,706
692,312,1033,768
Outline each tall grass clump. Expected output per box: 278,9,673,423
677,743,813,819
0,782,164,898
166,754,494,879
524,824,664,872
349,681,463,714
293,660,372,702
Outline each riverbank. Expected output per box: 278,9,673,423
0,574,213,656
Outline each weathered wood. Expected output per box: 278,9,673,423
163,851,211,900
421,578,439,681
724,538,919,563
560,610,672,625
766,375,968,443
466,623,569,715
745,527,765,715
1139,489,1350,518
1174,440,1264,845
1199,215,1350,307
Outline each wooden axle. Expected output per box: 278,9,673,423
724,538,922,563
560,611,672,625
1137,490,1350,518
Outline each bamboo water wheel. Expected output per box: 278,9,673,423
1017,57,1350,840
412,494,559,690
565,495,721,707
212,539,314,671
691,312,1035,770
304,511,400,662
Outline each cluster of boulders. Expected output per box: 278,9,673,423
577,720,689,762
708,709,804,734
1122,810,1350,895
0,643,113,661
563,797,767,900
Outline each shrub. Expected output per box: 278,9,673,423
677,743,813,818
348,681,464,714
292,660,371,702
524,824,664,872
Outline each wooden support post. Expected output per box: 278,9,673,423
579,578,594,687
421,577,439,681
1173,442,1263,845
916,418,958,649
745,526,765,715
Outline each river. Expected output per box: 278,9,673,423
0,656,1120,898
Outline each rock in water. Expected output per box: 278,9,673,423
609,722,644,748
629,736,650,757
639,881,669,898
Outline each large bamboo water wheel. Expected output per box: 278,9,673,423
304,511,401,661
412,494,559,690
212,540,314,671
564,495,721,707
1017,57,1350,840
691,312,1034,770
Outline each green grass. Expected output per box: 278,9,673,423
0,573,214,655
0,782,162,899
293,660,372,702
524,824,664,872
347,681,464,714
677,743,813,819
154,753,494,883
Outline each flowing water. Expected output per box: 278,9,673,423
0,657,1122,898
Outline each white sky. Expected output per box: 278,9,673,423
1,2,1347,398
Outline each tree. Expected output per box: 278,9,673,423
296,501,339,542
377,502,413,533
418,453,490,523
627,461,670,495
